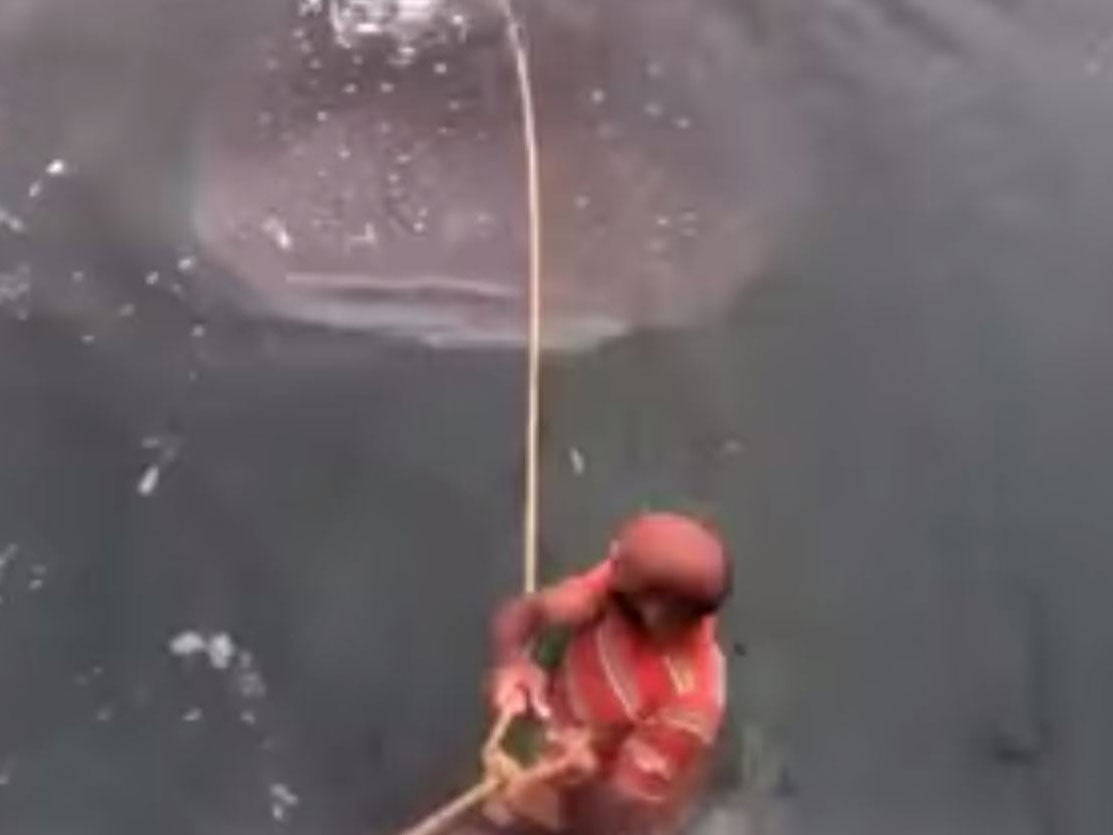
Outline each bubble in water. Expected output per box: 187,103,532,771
349,223,378,248
210,634,235,670
0,544,18,586
170,632,206,655
137,465,160,496
270,782,300,821
262,216,293,251
0,205,25,234
721,439,745,456
569,447,586,476
392,44,418,67
0,266,31,313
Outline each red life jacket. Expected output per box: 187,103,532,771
546,560,727,807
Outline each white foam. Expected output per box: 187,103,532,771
327,0,444,48
169,631,267,693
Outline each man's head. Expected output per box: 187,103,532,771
607,511,731,640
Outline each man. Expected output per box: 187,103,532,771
484,511,732,835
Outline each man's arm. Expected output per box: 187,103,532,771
492,561,611,664
488,561,613,715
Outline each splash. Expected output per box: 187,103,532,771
169,629,290,820
319,0,446,47
192,0,806,351
169,630,237,669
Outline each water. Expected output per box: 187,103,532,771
1,1,1112,834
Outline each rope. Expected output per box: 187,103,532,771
498,0,544,595
393,6,545,833
396,775,502,835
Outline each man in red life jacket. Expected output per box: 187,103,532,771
484,511,732,835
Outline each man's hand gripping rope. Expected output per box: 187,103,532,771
395,699,594,835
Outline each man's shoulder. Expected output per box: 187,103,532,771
536,559,614,628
